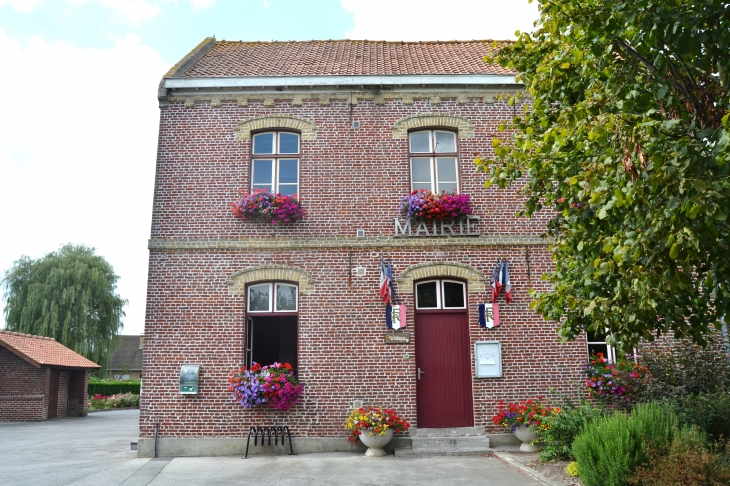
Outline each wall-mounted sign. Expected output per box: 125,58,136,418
474,341,502,378
394,217,480,237
179,364,200,394
385,333,411,344
478,303,500,328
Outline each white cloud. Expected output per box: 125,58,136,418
0,30,169,335
102,0,160,26
190,0,215,7
341,0,539,41
0,0,42,12
263,0,269,9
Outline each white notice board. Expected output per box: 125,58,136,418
474,341,502,378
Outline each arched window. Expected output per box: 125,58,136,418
409,130,459,193
251,131,300,196
246,282,298,372
415,279,466,310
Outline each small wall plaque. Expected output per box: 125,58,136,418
385,333,411,344
474,341,502,378
179,364,200,394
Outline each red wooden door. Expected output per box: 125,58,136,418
415,311,473,427
48,369,60,419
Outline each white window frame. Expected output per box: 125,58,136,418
251,131,300,196
247,282,298,313
409,130,459,193
415,279,467,310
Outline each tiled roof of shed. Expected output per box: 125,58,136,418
181,40,512,77
0,331,100,369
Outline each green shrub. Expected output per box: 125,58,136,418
539,393,604,461
572,403,677,486
667,391,730,448
628,426,730,486
88,380,140,396
637,342,730,402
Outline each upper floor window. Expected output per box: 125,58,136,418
409,130,459,193
252,131,300,196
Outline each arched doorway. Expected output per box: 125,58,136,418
414,278,473,428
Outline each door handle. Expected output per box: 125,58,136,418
418,368,425,380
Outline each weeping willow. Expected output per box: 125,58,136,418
2,244,127,374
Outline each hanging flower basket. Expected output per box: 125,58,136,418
231,188,306,224
228,362,303,410
400,190,473,222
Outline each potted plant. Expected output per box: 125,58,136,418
345,407,410,457
399,189,473,222
231,188,306,224
491,397,559,452
228,362,303,410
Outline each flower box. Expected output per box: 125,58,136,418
400,190,473,222
228,362,303,410
231,189,305,224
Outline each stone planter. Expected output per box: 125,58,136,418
359,428,394,457
514,427,542,452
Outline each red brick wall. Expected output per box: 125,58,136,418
0,347,48,421
142,94,586,440
57,370,69,418
67,369,89,417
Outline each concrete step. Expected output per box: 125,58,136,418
411,435,491,451
394,449,494,458
411,427,486,437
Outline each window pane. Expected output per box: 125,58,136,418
248,284,271,312
443,281,465,308
253,133,274,154
411,157,432,183
434,131,456,153
436,157,457,191
278,184,298,196
276,284,297,311
586,329,607,341
416,281,439,308
588,343,609,358
278,159,298,184
409,131,431,153
279,133,299,154
252,159,273,186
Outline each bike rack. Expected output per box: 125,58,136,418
244,426,294,459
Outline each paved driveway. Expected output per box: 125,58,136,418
0,410,544,485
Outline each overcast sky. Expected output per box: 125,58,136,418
0,0,539,335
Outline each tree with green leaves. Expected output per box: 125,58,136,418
2,244,127,373
477,0,730,349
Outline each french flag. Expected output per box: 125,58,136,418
380,258,392,305
502,260,512,303
490,261,502,303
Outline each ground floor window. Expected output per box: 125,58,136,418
246,282,298,372
586,329,617,362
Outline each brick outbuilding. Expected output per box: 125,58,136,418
141,38,597,457
0,331,99,421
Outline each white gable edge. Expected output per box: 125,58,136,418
164,74,518,89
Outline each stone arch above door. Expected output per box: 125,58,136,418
228,265,315,294
396,262,485,293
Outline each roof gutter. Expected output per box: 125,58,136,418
164,74,518,90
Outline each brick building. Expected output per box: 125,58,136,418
0,330,99,421
140,38,589,457
106,335,144,381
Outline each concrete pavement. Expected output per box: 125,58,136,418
0,410,549,485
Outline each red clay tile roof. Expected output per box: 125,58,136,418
0,331,100,369
181,40,512,78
